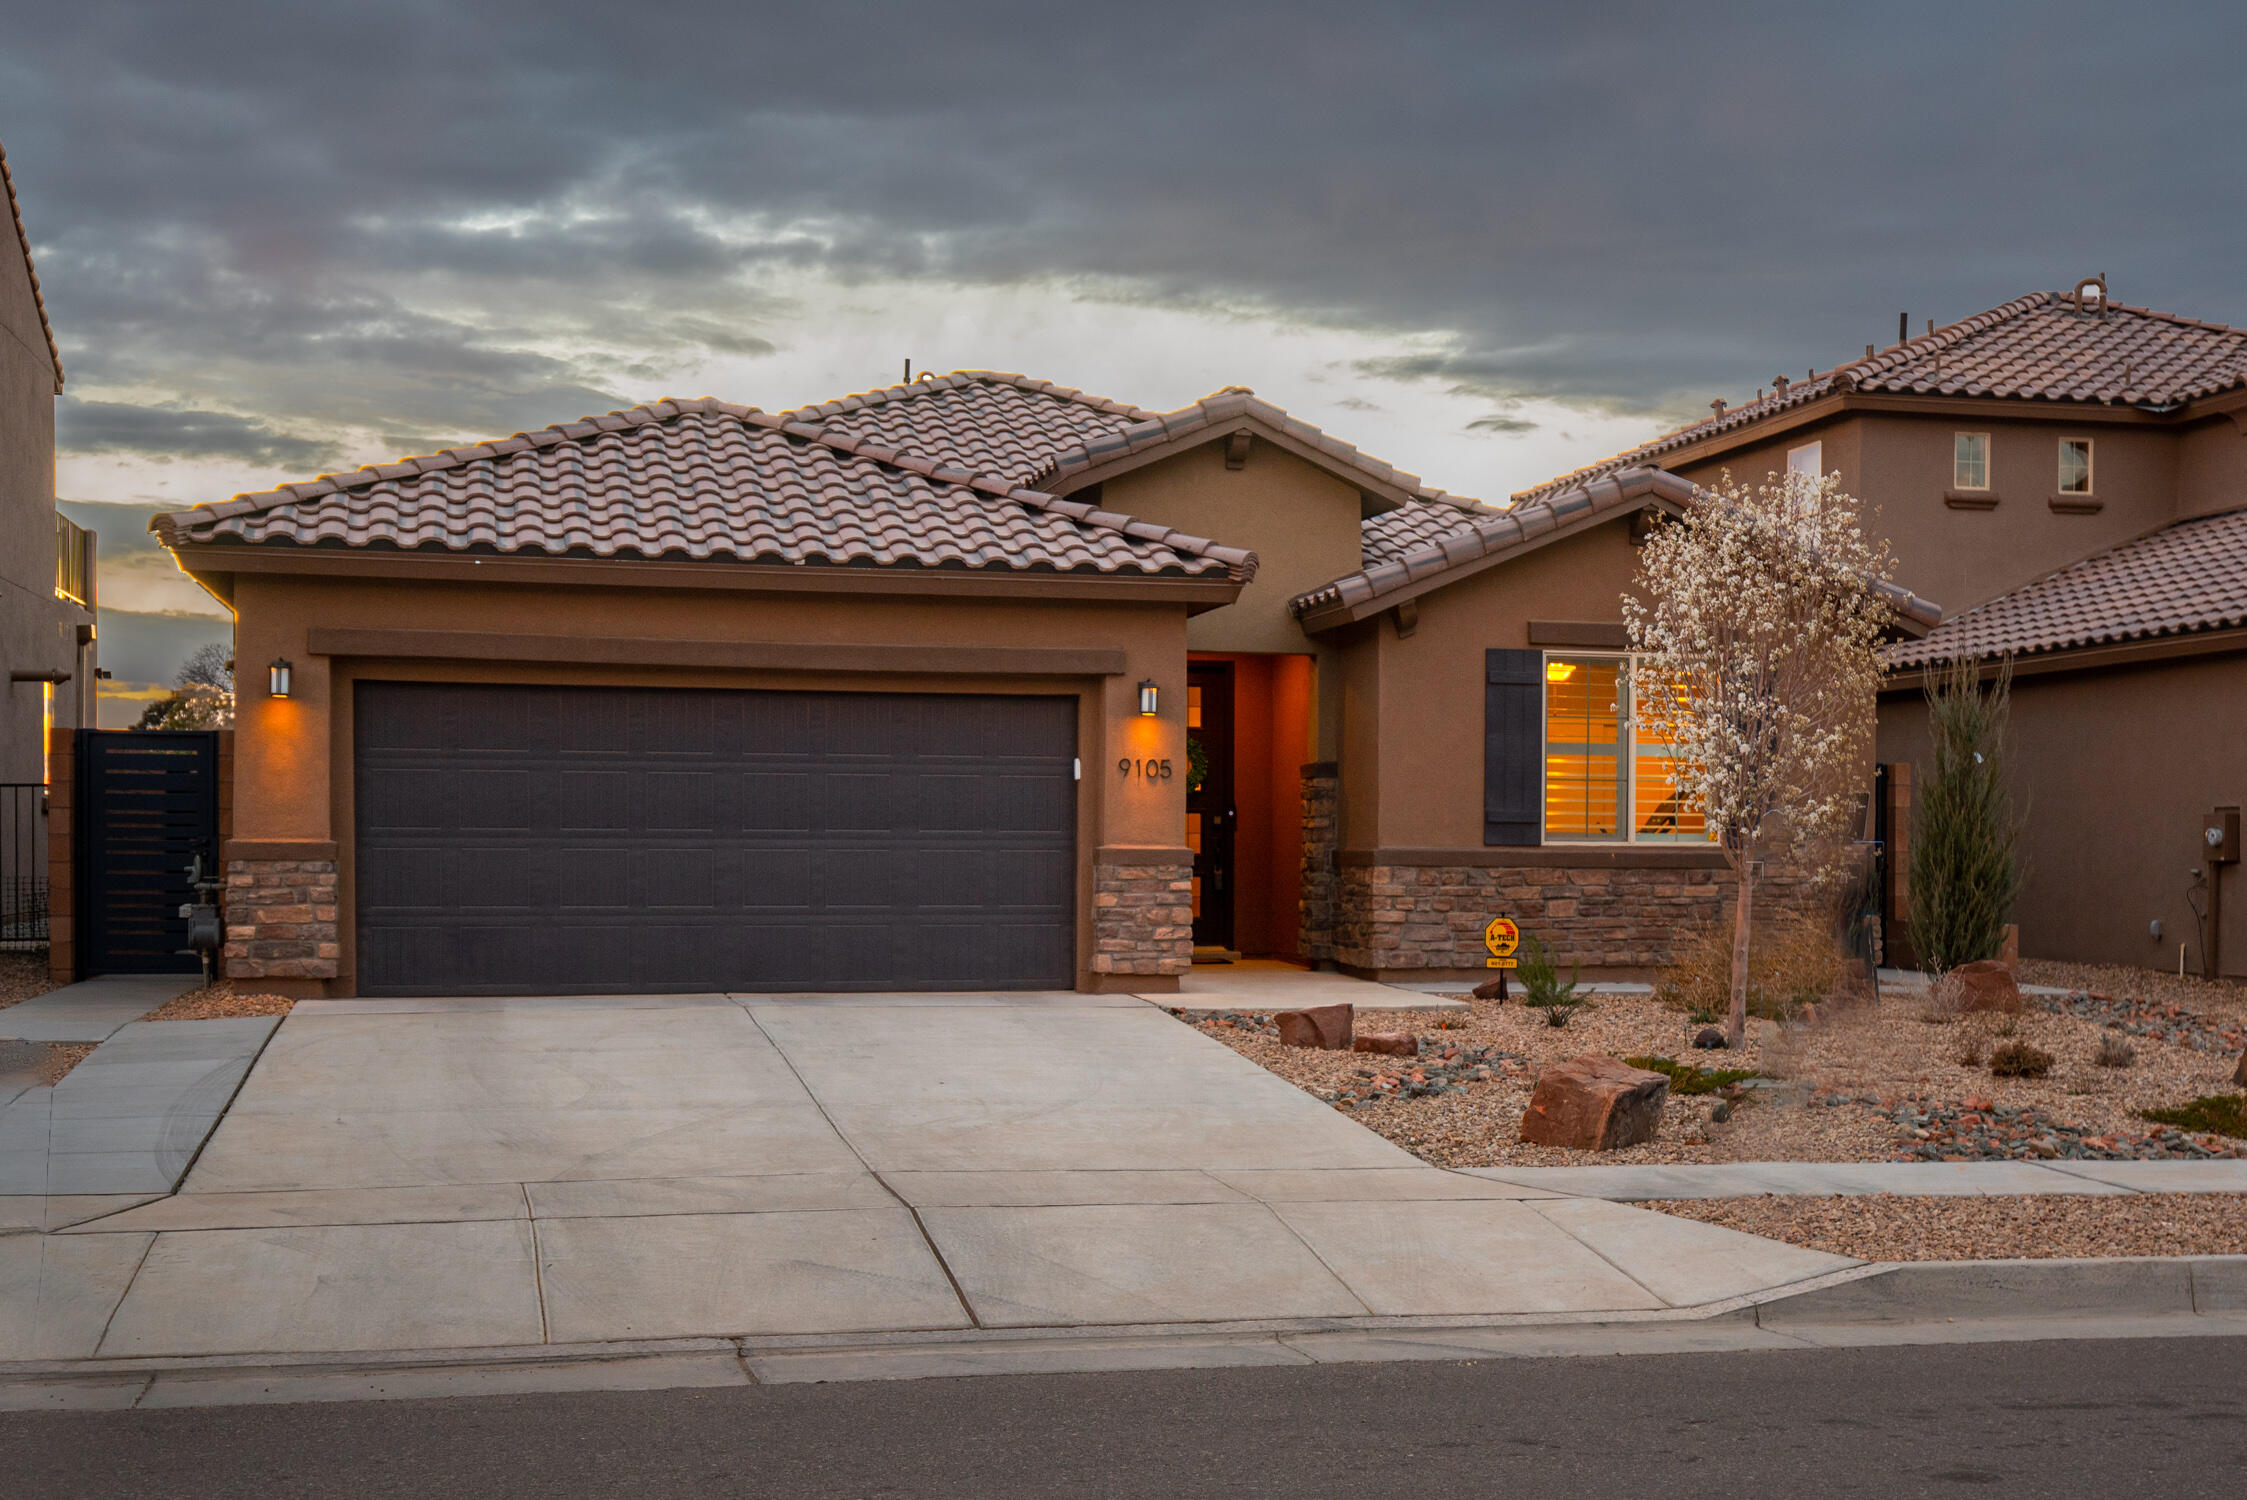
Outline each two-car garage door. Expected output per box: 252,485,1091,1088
353,682,1077,996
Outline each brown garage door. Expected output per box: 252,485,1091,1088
353,682,1077,996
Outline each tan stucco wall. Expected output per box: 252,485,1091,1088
1878,651,2247,976
0,202,87,783
1676,412,2186,618
2176,413,2247,522
1100,438,1357,759
224,569,1192,993
1354,517,1646,852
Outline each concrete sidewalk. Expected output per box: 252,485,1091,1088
0,991,1849,1366
1151,960,1468,1013
0,976,187,1044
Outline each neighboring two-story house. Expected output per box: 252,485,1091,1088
1509,277,2247,977
2,141,97,945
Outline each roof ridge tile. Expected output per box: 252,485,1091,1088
0,139,63,392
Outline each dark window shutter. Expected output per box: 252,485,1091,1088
1485,649,1542,846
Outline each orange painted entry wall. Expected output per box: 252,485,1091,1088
1188,652,1314,960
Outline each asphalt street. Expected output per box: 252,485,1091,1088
11,1336,2247,1498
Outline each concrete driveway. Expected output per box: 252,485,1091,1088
6,989,1851,1363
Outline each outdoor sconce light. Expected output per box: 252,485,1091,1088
268,658,293,699
1137,679,1160,716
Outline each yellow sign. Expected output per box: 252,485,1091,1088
1484,917,1520,959
1485,957,1517,970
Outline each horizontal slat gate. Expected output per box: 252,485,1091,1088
354,683,1078,996
77,730,219,974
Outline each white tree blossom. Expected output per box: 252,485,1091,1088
1623,470,1893,1046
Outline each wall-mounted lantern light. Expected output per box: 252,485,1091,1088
269,658,293,699
1137,679,1160,716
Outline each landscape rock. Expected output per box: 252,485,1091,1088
1692,1026,1728,1050
1951,959,2023,1014
1353,1031,1418,1057
1518,1054,1670,1151
1274,1003,1353,1050
1471,975,1508,1000
2234,1051,2247,1088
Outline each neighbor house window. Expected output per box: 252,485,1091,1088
1543,655,1708,844
1953,433,1989,490
1787,442,1823,481
2058,439,2093,494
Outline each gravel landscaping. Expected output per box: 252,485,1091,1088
0,951,58,1010
1650,1192,2247,1261
1177,961,2247,1169
143,980,294,1022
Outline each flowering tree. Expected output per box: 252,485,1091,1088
1623,471,1894,1047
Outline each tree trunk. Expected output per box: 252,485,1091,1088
1729,862,1754,1050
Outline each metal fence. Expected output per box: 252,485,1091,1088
0,782,48,950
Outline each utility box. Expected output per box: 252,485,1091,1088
2209,806,2241,866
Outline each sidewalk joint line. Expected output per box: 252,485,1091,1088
524,1184,550,1344
739,1004,983,1330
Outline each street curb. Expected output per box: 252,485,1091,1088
4,1256,2244,1407
1752,1255,2244,1326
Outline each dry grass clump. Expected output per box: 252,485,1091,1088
2095,1032,2137,1069
1654,908,1850,1024
1987,1039,2054,1078
144,982,294,1022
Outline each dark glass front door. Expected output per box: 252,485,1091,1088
1187,662,1235,950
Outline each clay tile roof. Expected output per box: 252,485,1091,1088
1031,384,1487,513
1886,507,2247,668
151,398,1256,582
1359,498,1506,565
1294,466,1941,633
0,139,64,393
1514,289,2247,505
777,371,1155,486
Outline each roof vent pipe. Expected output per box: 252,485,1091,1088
1899,311,1909,345
1710,398,1727,416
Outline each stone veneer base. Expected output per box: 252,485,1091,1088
1090,862,1194,977
1334,861,1739,973
224,858,341,981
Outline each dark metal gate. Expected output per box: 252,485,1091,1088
75,730,220,975
0,783,50,951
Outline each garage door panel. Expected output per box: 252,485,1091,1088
635,771,721,832
356,683,1075,995
454,847,546,911
739,774,813,832
740,850,814,910
556,772,631,830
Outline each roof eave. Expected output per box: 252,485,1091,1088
158,535,1252,609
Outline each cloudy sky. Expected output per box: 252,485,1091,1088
5,2,2243,721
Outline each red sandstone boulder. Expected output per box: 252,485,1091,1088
1518,1055,1669,1151
1472,976,1508,1000
1951,959,2023,1014
2233,1051,2247,1089
1275,1003,1354,1050
1353,1031,1418,1057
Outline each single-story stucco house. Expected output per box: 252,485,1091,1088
153,372,1939,998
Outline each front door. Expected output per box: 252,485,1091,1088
1187,662,1235,950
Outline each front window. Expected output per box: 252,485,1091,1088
1787,442,1823,481
1953,433,1989,490
1543,655,1708,844
2058,440,2093,494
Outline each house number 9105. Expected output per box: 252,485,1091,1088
1119,758,1174,781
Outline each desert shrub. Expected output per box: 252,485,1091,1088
2094,1032,2137,1069
1953,1030,1987,1067
1622,1055,1760,1096
1907,657,2023,970
2138,1095,2247,1139
1655,906,1847,1023
1987,1039,2054,1078
1516,933,1585,1028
